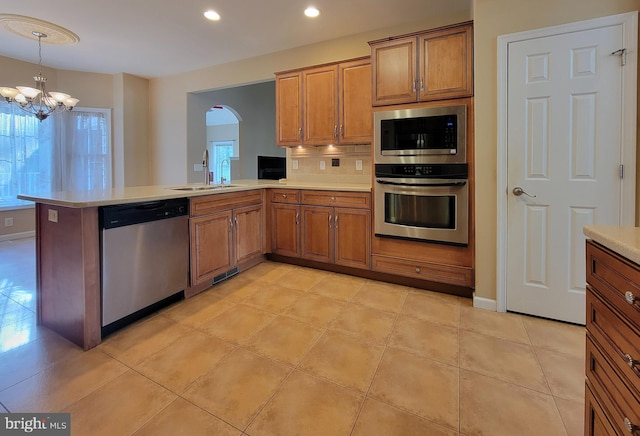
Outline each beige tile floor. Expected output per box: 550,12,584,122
0,237,586,435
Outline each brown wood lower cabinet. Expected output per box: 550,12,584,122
270,189,371,269
585,240,640,436
190,191,264,287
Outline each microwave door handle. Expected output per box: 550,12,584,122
376,179,467,187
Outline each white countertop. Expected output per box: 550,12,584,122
17,179,371,208
584,225,640,265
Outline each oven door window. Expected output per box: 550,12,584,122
384,192,455,229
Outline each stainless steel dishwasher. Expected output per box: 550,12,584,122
99,198,189,336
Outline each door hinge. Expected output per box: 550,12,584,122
611,48,627,66
620,164,624,179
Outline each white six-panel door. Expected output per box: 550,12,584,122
504,16,636,324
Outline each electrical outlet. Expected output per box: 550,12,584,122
319,160,326,170
4,217,13,227
356,160,363,171
331,158,340,167
48,209,58,223
292,160,299,170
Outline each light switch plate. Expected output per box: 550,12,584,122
48,209,58,223
356,160,363,171
292,160,299,170
320,160,326,170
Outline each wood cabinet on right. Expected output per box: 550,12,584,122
369,21,473,106
585,240,640,436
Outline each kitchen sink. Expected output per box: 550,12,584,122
170,184,240,191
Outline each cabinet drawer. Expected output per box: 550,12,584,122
587,287,640,388
372,254,472,287
587,241,640,326
586,382,618,436
586,336,640,436
191,190,263,217
301,190,371,208
270,189,300,204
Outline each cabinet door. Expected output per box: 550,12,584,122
271,204,300,257
190,210,233,285
419,24,473,100
234,204,263,264
276,71,303,146
303,65,338,145
339,59,372,144
301,205,333,263
371,37,417,106
335,207,371,269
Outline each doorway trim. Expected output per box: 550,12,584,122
496,12,638,312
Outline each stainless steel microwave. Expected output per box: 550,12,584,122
374,104,467,165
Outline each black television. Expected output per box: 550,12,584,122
257,156,286,180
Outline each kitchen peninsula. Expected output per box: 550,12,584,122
18,180,370,350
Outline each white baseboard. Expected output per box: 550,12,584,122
473,294,497,311
0,230,35,242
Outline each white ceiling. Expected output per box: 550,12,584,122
0,0,471,78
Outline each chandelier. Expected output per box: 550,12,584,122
0,31,79,121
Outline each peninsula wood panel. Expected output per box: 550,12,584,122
37,204,101,350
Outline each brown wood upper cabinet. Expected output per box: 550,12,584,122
275,57,372,146
369,21,473,106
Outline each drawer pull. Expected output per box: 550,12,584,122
623,353,639,369
416,267,421,273
624,417,638,433
625,291,637,304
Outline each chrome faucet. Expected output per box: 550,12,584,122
220,158,230,184
203,149,210,185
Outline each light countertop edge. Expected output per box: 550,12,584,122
584,225,640,265
17,179,372,208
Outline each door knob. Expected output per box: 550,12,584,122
512,187,536,198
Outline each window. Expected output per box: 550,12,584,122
209,140,234,184
0,102,111,208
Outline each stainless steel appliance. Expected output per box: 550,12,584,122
374,164,468,245
99,198,189,336
374,104,466,164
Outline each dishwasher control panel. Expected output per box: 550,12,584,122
99,198,189,229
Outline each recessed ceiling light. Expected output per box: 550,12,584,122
304,7,320,18
204,10,220,21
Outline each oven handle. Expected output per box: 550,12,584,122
375,178,467,187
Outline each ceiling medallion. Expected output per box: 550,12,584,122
0,14,79,45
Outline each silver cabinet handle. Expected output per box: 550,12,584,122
513,187,537,198
412,78,417,93
415,267,421,273
328,214,332,229
624,417,638,433
282,194,287,199
625,291,637,304
234,216,238,229
298,127,302,140
623,353,639,369
228,218,233,231
333,125,338,139
339,124,344,137
335,215,338,228
295,212,299,225
420,77,425,92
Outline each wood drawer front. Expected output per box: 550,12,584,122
587,240,640,326
191,190,263,217
587,287,640,387
301,190,371,209
586,382,619,436
586,336,640,436
270,189,300,204
372,254,473,287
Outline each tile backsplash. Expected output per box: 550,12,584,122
285,145,371,184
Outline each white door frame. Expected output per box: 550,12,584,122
496,12,638,313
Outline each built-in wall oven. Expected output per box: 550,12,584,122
374,104,469,245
